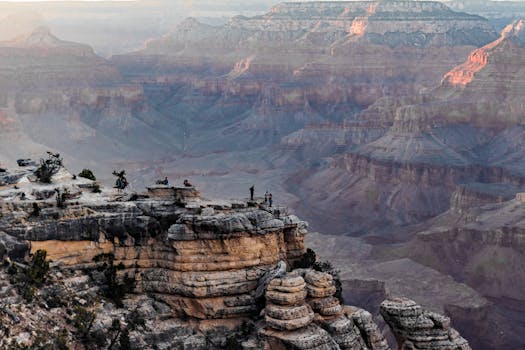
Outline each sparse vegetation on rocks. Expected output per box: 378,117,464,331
55,188,71,208
34,152,63,183
9,249,50,302
93,253,135,307
112,170,129,191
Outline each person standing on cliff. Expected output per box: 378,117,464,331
264,190,269,204
268,193,273,207
249,185,255,201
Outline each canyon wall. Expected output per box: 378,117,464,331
111,1,497,153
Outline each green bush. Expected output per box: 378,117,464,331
73,306,95,336
92,183,102,193
55,188,70,208
293,248,317,269
78,169,96,181
9,249,50,302
28,249,50,286
119,328,132,350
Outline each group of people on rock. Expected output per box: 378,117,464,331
250,185,273,207
153,178,273,206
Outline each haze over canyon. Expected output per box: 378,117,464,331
0,0,524,349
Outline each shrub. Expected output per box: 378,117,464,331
78,169,96,181
55,329,69,350
119,328,132,350
93,253,135,307
73,306,95,336
34,152,62,183
92,183,102,193
27,249,50,286
112,170,129,191
55,188,70,208
30,203,41,217
293,248,317,269
9,249,50,301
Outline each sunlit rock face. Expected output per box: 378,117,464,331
111,1,497,153
289,19,525,235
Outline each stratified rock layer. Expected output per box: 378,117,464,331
381,297,471,350
0,164,473,349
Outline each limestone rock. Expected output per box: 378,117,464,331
305,270,334,288
264,274,316,332
265,276,307,307
348,307,390,350
380,297,471,350
304,270,344,319
265,311,315,331
260,324,340,350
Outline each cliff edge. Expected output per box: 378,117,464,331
0,160,471,349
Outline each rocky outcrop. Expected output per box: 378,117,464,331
381,297,471,350
261,269,391,350
264,275,314,331
0,164,474,349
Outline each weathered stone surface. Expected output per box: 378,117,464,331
266,289,308,307
309,296,340,313
305,270,334,288
0,231,29,260
260,324,341,350
269,275,306,288
348,307,390,350
381,297,471,350
307,284,337,299
266,303,313,321
265,309,315,331
0,165,474,349
316,315,369,350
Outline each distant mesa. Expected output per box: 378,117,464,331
0,26,96,57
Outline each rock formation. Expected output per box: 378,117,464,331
112,1,496,153
289,18,525,235
380,297,471,350
0,161,473,349
264,275,314,331
0,26,182,175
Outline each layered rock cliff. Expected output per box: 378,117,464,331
289,18,525,235
111,1,497,153
0,161,473,349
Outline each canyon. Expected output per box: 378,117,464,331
0,1,523,348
